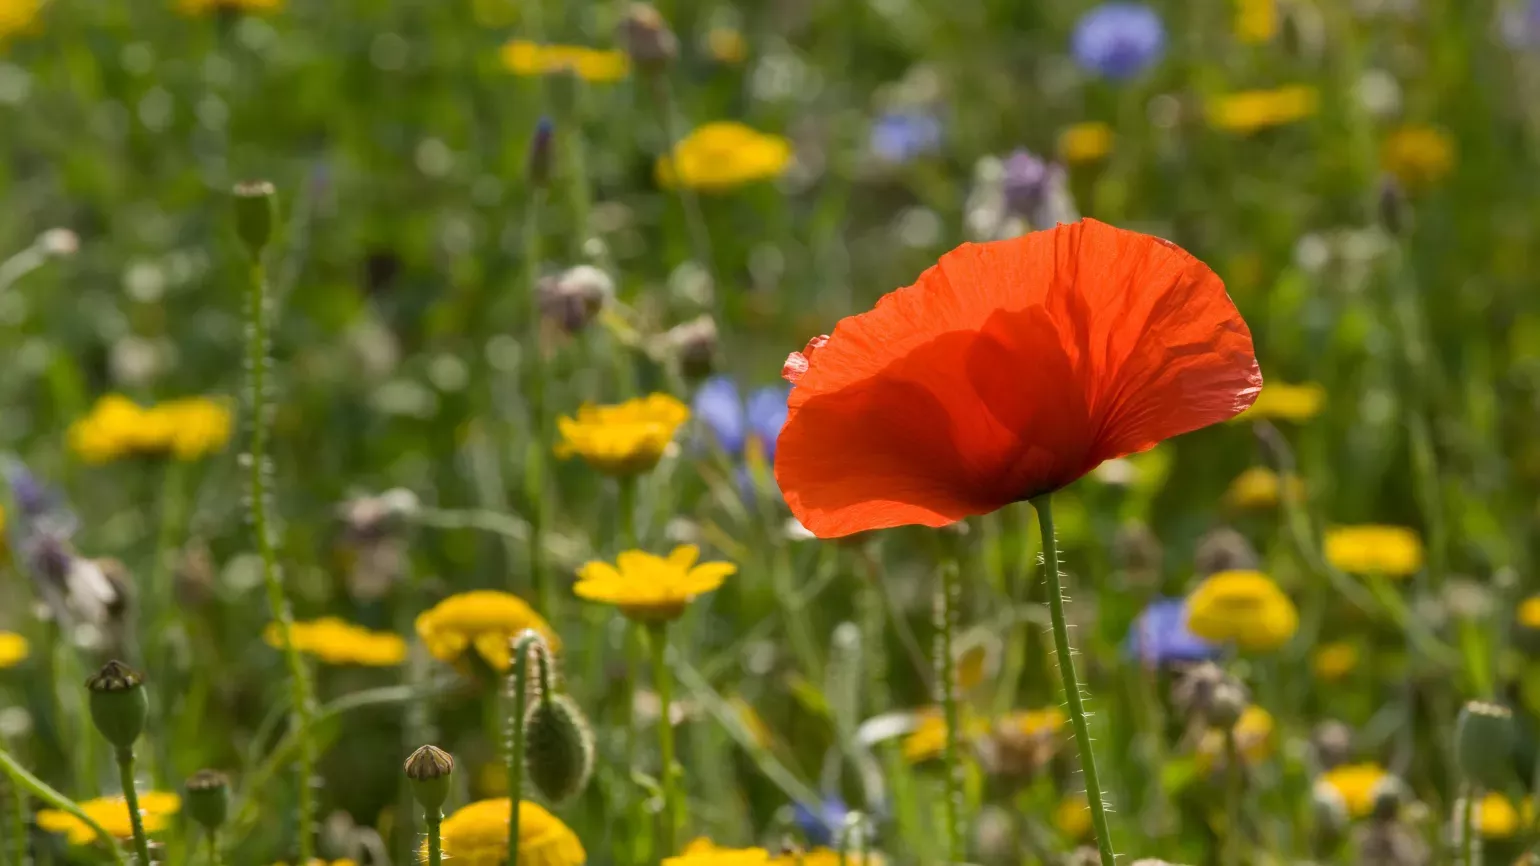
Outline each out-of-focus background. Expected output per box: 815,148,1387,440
3,0,1540,864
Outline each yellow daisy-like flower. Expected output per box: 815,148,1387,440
0,0,42,42
68,395,232,463
415,591,559,672
656,122,792,191
1319,762,1387,819
500,41,630,83
1057,122,1113,165
176,0,282,15
707,27,747,64
269,861,360,866
1323,525,1424,578
428,799,585,866
1518,595,1540,629
37,792,181,845
1382,124,1455,189
575,544,735,622
1235,0,1278,43
1475,792,1533,839
665,839,770,866
1207,85,1319,135
1054,794,1092,840
900,710,983,763
1225,466,1304,509
1185,570,1299,652
0,632,28,668
263,618,408,666
775,850,885,866
555,393,690,476
1311,641,1359,682
995,707,1068,741
1237,381,1326,421
155,398,235,460
1197,705,1275,769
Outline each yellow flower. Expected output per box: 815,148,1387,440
665,839,770,866
1208,85,1319,134
575,545,735,622
1185,570,1298,652
264,618,408,666
555,394,690,476
269,861,360,866
901,708,1044,764
707,27,747,64
1238,382,1326,421
1476,792,1532,839
68,395,231,463
1057,122,1113,165
996,707,1068,740
500,41,630,83
1054,795,1092,840
1323,525,1424,578
1382,125,1455,189
1235,0,1278,43
1311,641,1359,681
1198,705,1275,769
415,591,559,672
177,0,282,15
37,792,181,845
656,122,792,191
775,850,885,866
900,711,973,763
155,398,234,460
0,0,41,41
429,798,585,866
1319,763,1386,819
1225,466,1305,509
0,632,27,668
1518,595,1540,629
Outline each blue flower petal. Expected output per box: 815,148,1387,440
1126,597,1218,665
693,376,747,455
1072,3,1166,80
745,386,790,460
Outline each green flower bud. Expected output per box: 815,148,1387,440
404,744,455,812
523,693,594,804
1454,701,1514,789
232,181,277,259
185,770,230,831
1208,681,1250,731
86,660,148,750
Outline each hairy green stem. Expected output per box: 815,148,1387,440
507,633,542,866
427,811,442,866
245,256,316,863
207,829,222,866
1031,494,1115,866
0,746,123,865
523,186,554,618
114,749,151,866
648,623,680,855
934,557,963,862
144,461,187,788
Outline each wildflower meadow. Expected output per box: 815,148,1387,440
3,0,1540,864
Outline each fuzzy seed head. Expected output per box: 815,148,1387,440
523,694,595,804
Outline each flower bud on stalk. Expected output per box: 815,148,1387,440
618,3,678,72
523,693,595,804
404,744,455,813
185,769,231,832
528,117,554,190
231,181,277,260
1454,701,1514,790
86,660,147,750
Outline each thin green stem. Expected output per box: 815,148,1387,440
618,477,638,550
144,461,187,788
3,759,22,866
523,186,553,618
0,746,124,866
1463,785,1479,866
245,257,316,863
507,633,543,866
648,76,717,301
427,813,442,866
114,749,152,866
1031,494,1115,866
1223,727,1244,866
206,829,221,866
934,557,963,863
648,623,680,855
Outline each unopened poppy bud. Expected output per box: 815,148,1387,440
528,117,554,189
523,693,595,803
618,3,678,71
232,181,277,259
665,314,718,381
404,744,455,812
538,265,614,334
1310,720,1354,771
86,660,147,750
185,770,230,831
1454,701,1514,789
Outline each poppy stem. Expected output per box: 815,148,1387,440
1460,784,1479,866
934,555,964,862
506,631,544,866
115,748,152,866
523,183,556,622
1031,494,1116,866
426,810,442,866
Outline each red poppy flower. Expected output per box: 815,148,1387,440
774,219,1262,538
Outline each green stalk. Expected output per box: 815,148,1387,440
427,810,442,866
1030,494,1115,866
648,623,680,855
207,830,222,866
616,478,642,866
507,633,543,866
3,761,22,866
144,460,187,788
934,557,963,862
0,746,124,865
1223,727,1244,866
523,185,555,618
648,76,717,303
245,254,317,864
114,749,152,866
1462,786,1479,866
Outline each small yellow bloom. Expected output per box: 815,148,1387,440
1057,122,1113,165
1226,466,1305,509
500,41,631,83
995,707,1068,741
555,394,689,476
665,839,770,866
1235,0,1278,43
707,27,747,64
1476,792,1532,839
0,632,28,668
900,711,978,763
269,861,360,866
1319,762,1387,818
430,798,585,866
0,0,42,41
1208,85,1319,134
1518,595,1540,629
264,618,408,666
776,850,886,866
656,122,792,191
575,544,735,622
1238,382,1326,421
37,792,181,845
1198,705,1275,768
176,0,283,15
1054,795,1092,840
1324,525,1424,578
1311,641,1359,681
68,395,231,463
415,591,559,672
1382,125,1455,189
155,398,234,460
1185,570,1298,652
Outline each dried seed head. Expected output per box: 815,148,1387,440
665,314,718,380
404,744,455,812
86,660,147,749
1310,719,1355,771
185,770,230,830
1207,680,1250,731
523,694,595,804
1194,527,1259,576
1454,701,1514,789
618,3,678,70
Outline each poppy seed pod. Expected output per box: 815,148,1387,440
185,770,230,831
618,3,677,70
1454,701,1514,789
1207,680,1250,731
404,744,455,812
86,660,148,750
523,693,595,804
231,181,277,259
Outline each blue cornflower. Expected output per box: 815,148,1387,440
1505,0,1540,46
793,795,850,847
1126,597,1218,666
693,376,789,497
1071,3,1166,80
870,111,944,163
